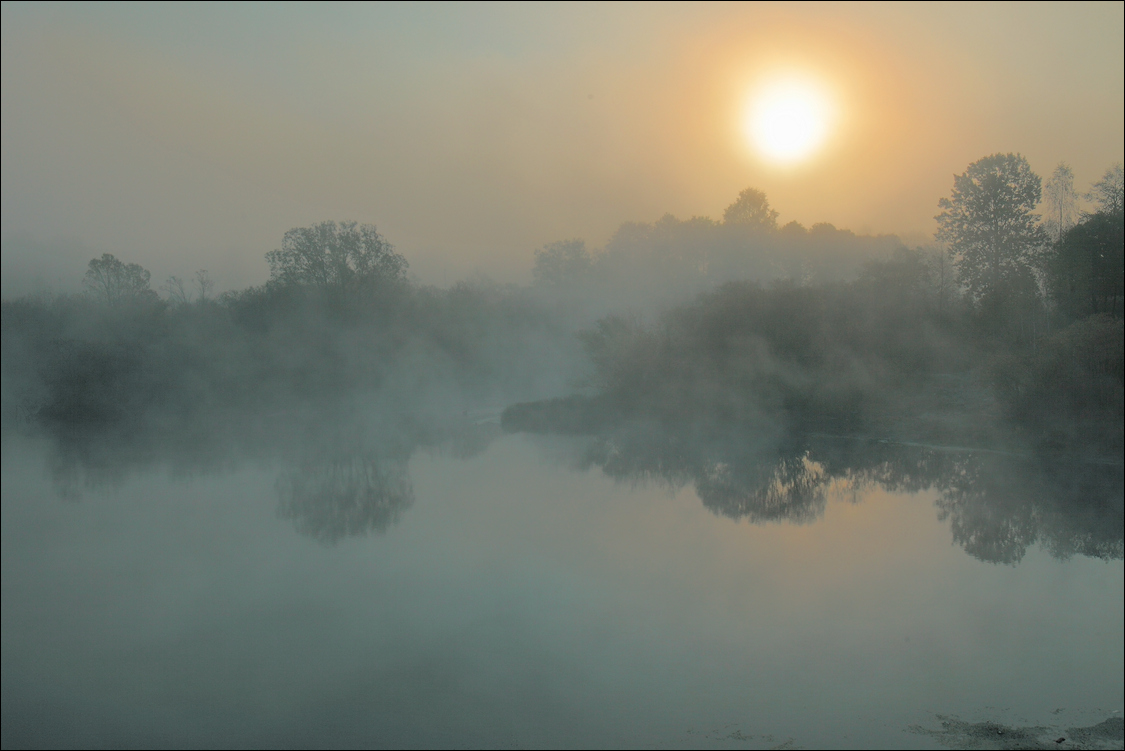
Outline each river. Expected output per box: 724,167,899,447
2,423,1122,748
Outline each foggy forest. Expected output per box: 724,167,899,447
2,4,1122,750
3,159,1122,558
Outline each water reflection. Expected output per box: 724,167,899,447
569,423,1123,564
276,449,414,544
580,429,830,523
27,408,1123,562
36,407,502,543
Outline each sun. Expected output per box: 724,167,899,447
745,78,833,164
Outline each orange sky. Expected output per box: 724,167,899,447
2,3,1122,293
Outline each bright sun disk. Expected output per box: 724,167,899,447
746,80,832,164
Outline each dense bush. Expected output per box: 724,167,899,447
990,314,1124,450
571,251,971,434
2,278,578,441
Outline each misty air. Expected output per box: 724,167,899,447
2,4,1122,749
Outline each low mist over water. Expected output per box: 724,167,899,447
2,430,1122,749
3,3,1123,749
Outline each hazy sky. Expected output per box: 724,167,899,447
2,2,1122,294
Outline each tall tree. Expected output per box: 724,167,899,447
194,270,214,301
265,221,407,293
83,253,158,306
1087,163,1124,215
532,239,592,288
935,153,1047,306
1043,162,1079,243
1043,210,1125,319
722,188,779,232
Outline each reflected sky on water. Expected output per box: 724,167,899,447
2,421,1122,748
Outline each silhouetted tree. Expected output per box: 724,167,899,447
532,239,592,287
83,253,158,306
1043,211,1125,319
1043,162,1079,243
1087,163,1124,215
265,221,407,294
194,270,214,301
722,187,779,231
935,154,1047,308
927,244,957,314
161,275,190,305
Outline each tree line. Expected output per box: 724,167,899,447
2,153,1121,545
512,154,1123,454
936,155,1122,328
2,155,1122,457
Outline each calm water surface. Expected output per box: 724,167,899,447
2,427,1122,748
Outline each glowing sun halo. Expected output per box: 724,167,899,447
746,79,832,164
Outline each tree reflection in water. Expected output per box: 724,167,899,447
572,423,1123,564
275,449,414,544
581,428,830,523
30,410,1122,562
36,410,501,544
933,453,1123,564
695,454,828,524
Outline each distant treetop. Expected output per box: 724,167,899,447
723,188,779,232
83,253,159,306
265,221,407,293
935,153,1046,305
532,239,592,288
1088,163,1124,215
